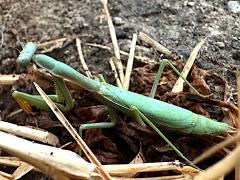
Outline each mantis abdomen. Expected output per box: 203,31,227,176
98,83,229,135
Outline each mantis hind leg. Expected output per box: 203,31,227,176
150,59,205,98
12,76,74,112
130,106,199,169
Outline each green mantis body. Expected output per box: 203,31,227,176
13,42,229,135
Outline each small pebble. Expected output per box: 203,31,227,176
187,1,195,7
113,17,124,25
216,42,225,48
227,1,240,13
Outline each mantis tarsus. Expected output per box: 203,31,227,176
13,42,231,167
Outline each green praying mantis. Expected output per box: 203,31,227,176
12,42,231,167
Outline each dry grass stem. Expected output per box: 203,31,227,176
33,82,112,180
0,131,199,179
193,131,240,164
194,144,240,180
76,38,93,78
236,68,240,128
103,161,199,176
101,0,124,84
0,156,32,168
0,121,59,146
5,109,23,119
114,175,187,180
86,42,156,64
0,74,20,85
38,37,68,49
172,37,207,93
123,33,137,90
11,162,33,179
235,68,240,180
0,174,10,180
0,131,98,180
138,32,172,57
37,37,73,53
0,170,13,179
109,57,123,88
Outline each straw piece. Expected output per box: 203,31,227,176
0,74,20,85
0,170,12,179
103,161,199,176
0,174,10,180
193,131,240,164
171,37,207,93
138,32,172,57
123,33,137,90
76,38,93,78
101,0,124,84
33,82,112,180
109,57,123,88
114,175,187,180
0,138,198,178
37,37,74,53
12,162,33,179
236,67,240,127
0,131,97,180
86,42,156,64
194,144,240,180
235,68,240,180
0,121,59,146
0,157,36,172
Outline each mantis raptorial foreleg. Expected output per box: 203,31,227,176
12,76,74,112
150,59,205,98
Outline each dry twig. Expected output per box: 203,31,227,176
235,68,240,180
138,32,172,57
172,37,207,93
0,131,199,179
11,162,33,179
193,131,240,164
123,33,137,90
109,57,123,88
0,131,97,180
101,0,124,84
86,42,155,64
38,37,74,53
0,74,20,85
0,121,59,146
0,170,12,179
194,144,240,180
76,38,93,78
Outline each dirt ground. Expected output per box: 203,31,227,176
0,0,240,179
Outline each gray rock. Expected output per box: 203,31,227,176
227,1,240,13
216,42,225,48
